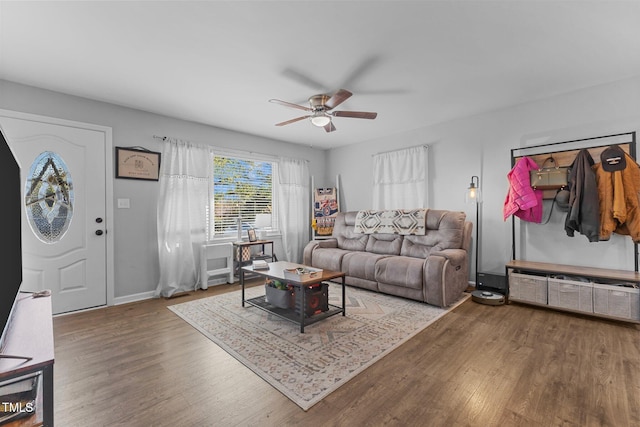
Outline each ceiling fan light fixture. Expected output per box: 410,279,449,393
271,89,376,131
310,113,331,127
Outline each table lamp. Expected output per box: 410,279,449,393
254,214,272,240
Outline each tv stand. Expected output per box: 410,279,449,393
0,293,54,426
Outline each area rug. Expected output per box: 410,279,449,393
168,283,469,411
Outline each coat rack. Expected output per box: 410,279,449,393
510,131,638,272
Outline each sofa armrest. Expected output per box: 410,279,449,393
424,249,469,307
303,238,338,265
430,249,467,267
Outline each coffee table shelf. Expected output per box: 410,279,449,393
245,295,344,327
240,261,346,333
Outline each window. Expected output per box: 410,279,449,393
372,145,428,209
209,153,277,239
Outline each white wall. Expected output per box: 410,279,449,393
4,74,640,295
327,75,640,278
0,80,327,301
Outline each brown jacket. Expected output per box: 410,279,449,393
593,153,640,242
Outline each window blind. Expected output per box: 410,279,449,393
212,155,274,236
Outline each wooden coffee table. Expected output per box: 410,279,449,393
240,261,346,333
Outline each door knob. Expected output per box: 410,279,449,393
95,230,104,236
96,217,103,223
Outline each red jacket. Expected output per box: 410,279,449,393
504,156,543,223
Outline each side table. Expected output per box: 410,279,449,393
232,240,276,278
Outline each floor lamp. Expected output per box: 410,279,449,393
465,175,505,305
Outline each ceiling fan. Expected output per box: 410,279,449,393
269,89,377,133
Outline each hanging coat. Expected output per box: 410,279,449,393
564,149,600,242
593,152,640,242
503,156,543,223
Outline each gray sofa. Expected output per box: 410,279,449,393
303,209,472,307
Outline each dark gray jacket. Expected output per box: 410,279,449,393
565,149,600,242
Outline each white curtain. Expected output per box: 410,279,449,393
277,157,310,263
155,138,211,297
372,145,428,209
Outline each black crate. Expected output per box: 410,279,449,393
294,282,329,317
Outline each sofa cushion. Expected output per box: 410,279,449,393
375,256,424,290
342,251,390,281
365,233,403,255
334,211,368,251
401,210,466,258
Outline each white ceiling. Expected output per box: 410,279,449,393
1,1,640,150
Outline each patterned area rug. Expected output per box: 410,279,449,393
168,283,468,411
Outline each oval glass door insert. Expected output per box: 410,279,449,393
24,151,74,243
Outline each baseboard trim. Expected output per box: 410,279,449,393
113,278,232,306
114,291,155,306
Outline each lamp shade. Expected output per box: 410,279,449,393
465,176,481,204
254,213,272,229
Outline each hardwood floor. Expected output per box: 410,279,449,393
52,281,640,426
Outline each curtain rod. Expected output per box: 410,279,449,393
373,144,428,157
152,134,309,162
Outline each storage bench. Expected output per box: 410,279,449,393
506,260,640,324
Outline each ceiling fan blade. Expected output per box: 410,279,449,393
332,111,378,119
341,56,379,89
275,115,310,126
324,121,336,133
281,68,328,92
324,89,353,110
269,99,312,112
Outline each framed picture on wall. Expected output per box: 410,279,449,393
115,147,161,181
247,228,257,242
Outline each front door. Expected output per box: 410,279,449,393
0,111,111,314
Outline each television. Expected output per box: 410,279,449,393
0,124,23,350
